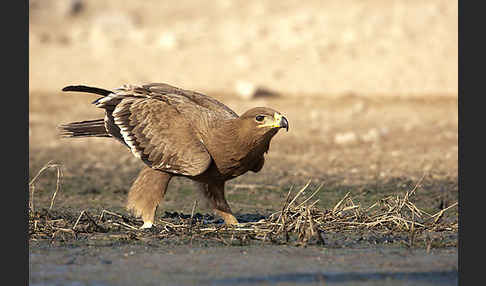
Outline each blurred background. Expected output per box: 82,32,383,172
29,0,457,97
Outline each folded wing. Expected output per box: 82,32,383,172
83,83,239,176
109,97,211,176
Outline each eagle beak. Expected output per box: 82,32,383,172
280,116,289,132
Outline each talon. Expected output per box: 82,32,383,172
227,222,244,228
140,221,153,229
224,215,239,226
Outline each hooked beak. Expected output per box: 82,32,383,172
280,116,289,132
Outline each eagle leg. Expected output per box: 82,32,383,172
127,167,172,229
199,181,239,225
214,209,239,225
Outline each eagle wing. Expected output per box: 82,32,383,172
89,83,238,176
141,83,238,120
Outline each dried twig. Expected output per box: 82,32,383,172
29,179,457,246
29,160,63,212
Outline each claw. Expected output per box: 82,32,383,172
140,221,153,229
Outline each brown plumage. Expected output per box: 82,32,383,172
59,82,289,228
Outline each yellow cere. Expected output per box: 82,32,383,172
258,112,283,128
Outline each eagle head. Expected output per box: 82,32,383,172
240,107,289,135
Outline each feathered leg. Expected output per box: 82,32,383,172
198,181,238,225
127,166,172,228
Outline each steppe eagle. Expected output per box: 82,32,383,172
59,83,289,228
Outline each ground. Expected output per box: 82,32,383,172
30,244,457,286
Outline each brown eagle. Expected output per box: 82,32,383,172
59,83,288,228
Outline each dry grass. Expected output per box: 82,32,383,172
29,160,63,213
29,163,457,247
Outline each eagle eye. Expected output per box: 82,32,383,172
255,115,265,122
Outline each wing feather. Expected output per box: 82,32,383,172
142,83,238,120
108,97,211,176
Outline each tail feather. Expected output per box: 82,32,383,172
58,119,110,138
62,85,113,96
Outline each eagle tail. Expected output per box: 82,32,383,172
62,85,116,105
62,85,112,96
58,119,110,138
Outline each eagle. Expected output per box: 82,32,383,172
59,83,289,228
